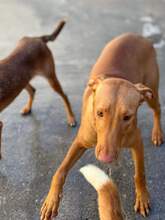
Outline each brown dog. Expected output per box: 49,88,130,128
0,20,76,158
80,164,125,220
40,33,163,220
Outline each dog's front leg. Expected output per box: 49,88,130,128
40,137,86,220
131,129,150,217
0,121,3,159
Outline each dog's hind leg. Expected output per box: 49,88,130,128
147,92,163,146
21,83,36,115
43,57,76,127
48,74,76,127
145,59,163,146
0,121,3,159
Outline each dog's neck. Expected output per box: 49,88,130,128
91,66,129,81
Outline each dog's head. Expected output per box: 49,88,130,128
88,77,153,163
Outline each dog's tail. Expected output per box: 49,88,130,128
80,164,110,191
41,19,66,43
80,164,125,220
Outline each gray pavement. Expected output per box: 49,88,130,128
0,0,165,219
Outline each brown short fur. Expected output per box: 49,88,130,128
98,182,124,220
41,33,163,220
0,20,76,158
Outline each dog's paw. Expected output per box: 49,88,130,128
40,192,61,220
152,128,164,146
68,117,77,127
134,189,150,217
20,107,31,116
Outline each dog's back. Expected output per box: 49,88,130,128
0,38,47,111
0,20,66,111
90,33,157,87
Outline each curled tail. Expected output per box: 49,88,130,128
41,20,66,43
80,164,125,220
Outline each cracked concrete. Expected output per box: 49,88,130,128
0,0,165,220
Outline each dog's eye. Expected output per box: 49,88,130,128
123,115,131,121
97,110,104,117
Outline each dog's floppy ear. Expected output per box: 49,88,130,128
135,83,154,102
88,78,102,92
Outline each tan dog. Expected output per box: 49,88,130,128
40,33,163,220
80,164,125,220
0,20,76,158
